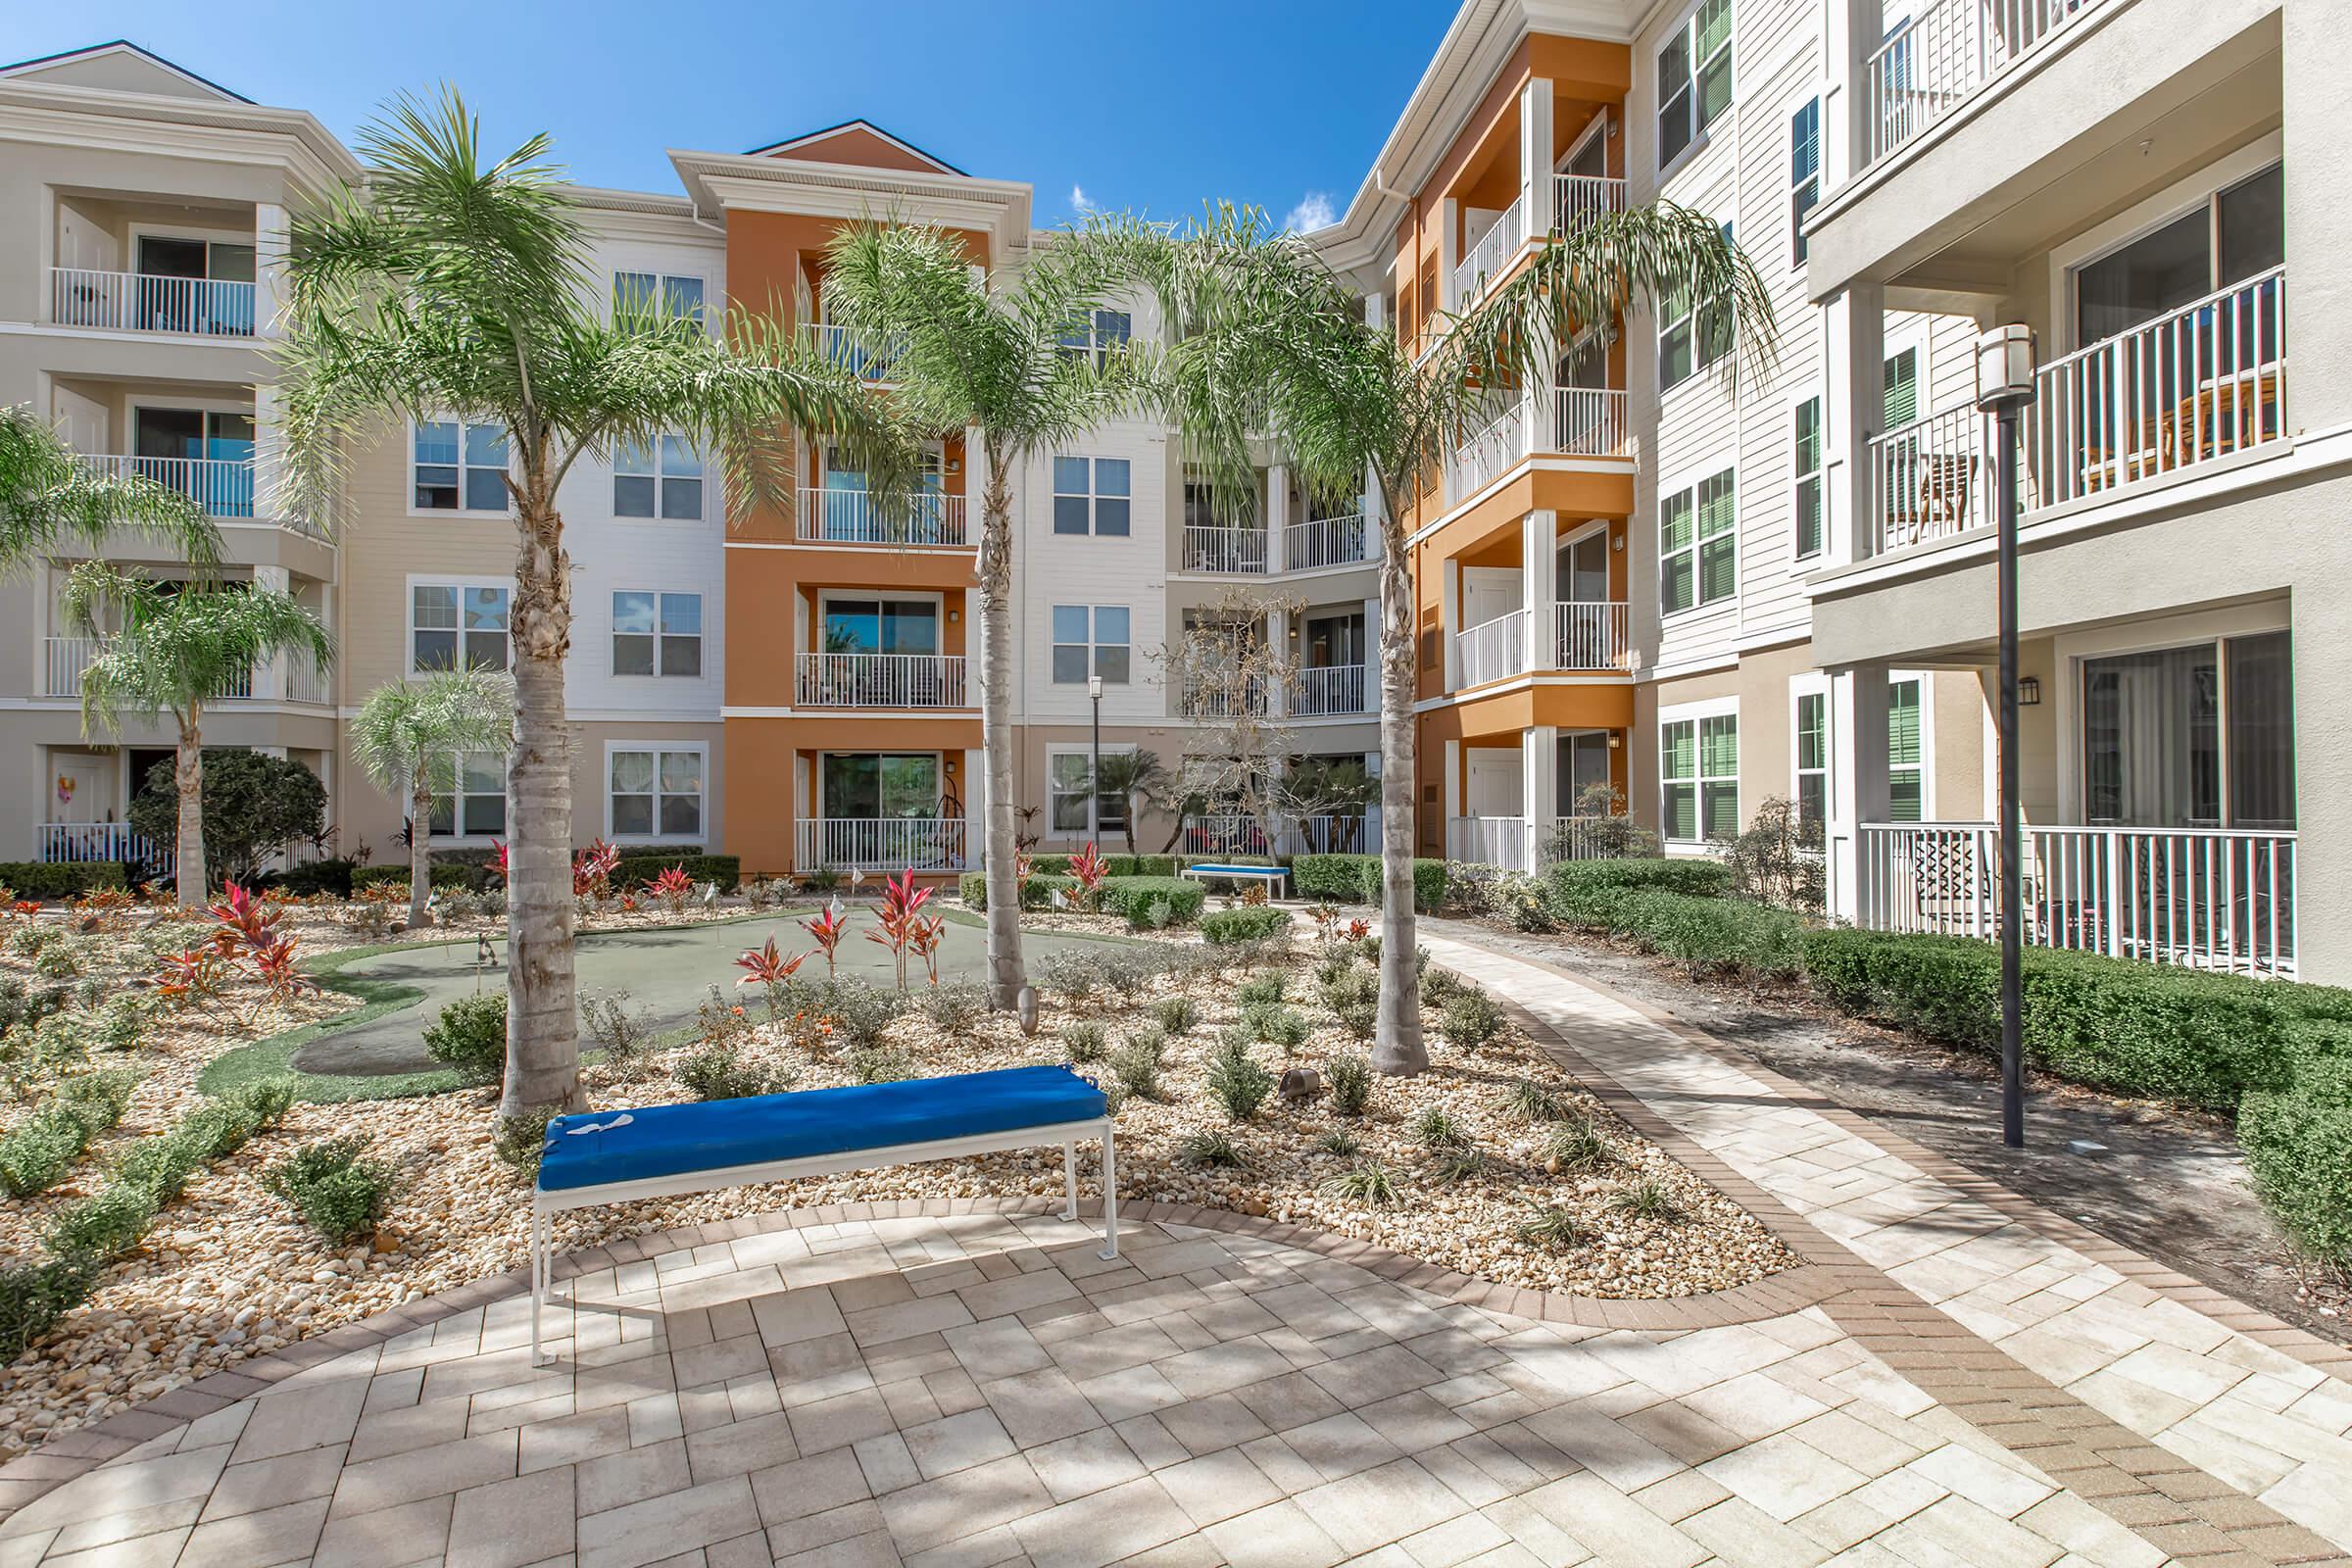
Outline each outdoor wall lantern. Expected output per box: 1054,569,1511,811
2018,676,2040,707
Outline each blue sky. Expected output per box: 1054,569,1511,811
11,2,1455,229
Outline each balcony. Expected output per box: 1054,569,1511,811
794,652,969,710
1446,814,1622,870
1857,821,2295,977
1551,174,1629,234
796,816,968,873
805,322,902,380
1293,664,1370,717
72,454,332,539
1450,178,1632,311
1284,514,1370,571
1446,388,1630,506
42,637,252,700
1179,811,1379,858
37,822,173,876
1451,602,1630,689
1181,525,1271,574
1864,0,2121,168
50,269,257,338
1452,193,1528,308
1178,674,1269,719
796,489,967,548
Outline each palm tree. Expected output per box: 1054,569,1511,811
60,564,333,906
1091,748,1169,860
820,221,1153,1008
1,404,222,573
1144,204,1776,1073
350,667,515,928
273,90,910,1124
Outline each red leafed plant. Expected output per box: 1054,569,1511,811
487,840,510,886
1014,847,1035,883
1067,843,1108,907
907,912,948,986
154,946,235,1013
863,870,934,990
802,903,849,979
247,936,319,1010
207,881,284,956
572,838,621,900
735,935,810,1018
7,900,38,924
650,864,695,914
1346,918,1370,942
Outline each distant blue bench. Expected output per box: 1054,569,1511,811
1180,862,1289,900
530,1064,1115,1363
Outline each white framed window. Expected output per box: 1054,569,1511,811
1051,605,1130,684
1052,457,1131,537
1659,468,1735,615
1789,98,1821,266
1661,703,1739,844
1658,0,1732,173
612,592,702,677
1047,745,1133,837
608,744,706,841
613,434,705,520
1792,396,1825,560
410,581,510,674
1659,220,1735,391
1057,309,1132,368
412,418,510,514
429,752,507,841
1887,675,1925,822
1790,680,1830,830
613,270,706,327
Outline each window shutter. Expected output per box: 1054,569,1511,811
1887,680,1921,765
1884,348,1918,428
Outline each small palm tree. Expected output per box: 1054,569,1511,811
0,404,222,573
350,667,515,928
275,90,910,1124
61,564,333,906
1091,749,1169,860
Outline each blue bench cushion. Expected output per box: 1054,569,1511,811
537,1063,1106,1193
1187,864,1283,877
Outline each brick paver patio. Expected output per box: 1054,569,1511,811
2,928,2347,1568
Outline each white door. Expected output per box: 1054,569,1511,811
48,756,103,824
49,386,106,455
1460,566,1519,631
1466,749,1524,817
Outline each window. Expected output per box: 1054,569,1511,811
613,271,706,327
414,420,509,513
2082,630,2292,828
1793,398,1824,558
1057,309,1132,368
822,597,938,655
610,747,704,839
2074,163,2281,345
612,592,702,677
1659,469,1736,614
411,584,510,674
1658,0,1733,171
821,753,939,819
1662,712,1739,842
613,435,705,520
1887,677,1923,821
1794,691,1829,829
1789,99,1821,265
1048,748,1130,836
1883,346,1919,428
1052,457,1131,536
1659,221,1735,390
1051,606,1130,685
430,752,506,840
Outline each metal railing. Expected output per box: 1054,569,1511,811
1293,664,1370,716
1447,815,1530,868
1856,821,2297,977
1182,524,1271,574
1453,610,1527,689
795,489,967,547
795,816,968,873
75,454,256,519
1864,0,2117,165
1178,811,1379,858
1284,513,1369,570
1554,602,1631,671
805,322,902,379
1542,816,1619,863
1872,404,1996,552
794,652,968,709
50,268,257,337
1447,400,1532,503
1179,673,1269,718
1452,192,1528,307
2027,267,2286,510
1554,388,1630,457
1550,175,1629,233
37,822,173,877
40,638,245,700
284,659,331,706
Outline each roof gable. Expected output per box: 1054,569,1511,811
747,120,964,177
0,40,249,103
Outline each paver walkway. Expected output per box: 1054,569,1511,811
2,929,2347,1568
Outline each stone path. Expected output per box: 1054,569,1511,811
1,927,2347,1568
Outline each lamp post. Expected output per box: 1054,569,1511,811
1975,323,2037,1151
1087,673,1104,843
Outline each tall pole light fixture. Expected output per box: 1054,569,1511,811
1975,323,2037,1150
1087,673,1104,842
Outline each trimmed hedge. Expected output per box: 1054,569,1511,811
1293,855,1448,911
1030,854,1178,878
958,872,1076,911
1093,876,1205,925
0,862,128,901
1545,857,1733,906
2240,1045,2352,1270
612,853,739,892
1202,906,1294,946
1557,887,1805,980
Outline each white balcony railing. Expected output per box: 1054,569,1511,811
1550,175,1629,234
1542,816,1619,863
36,822,173,876
1554,602,1630,671
75,454,256,519
1179,811,1380,859
794,652,968,709
796,816,968,873
1182,525,1271,574
284,658,331,706
1293,664,1370,716
805,322,902,379
1285,513,1369,570
1447,400,1533,503
42,637,95,698
50,268,257,337
1857,821,2297,978
1453,610,1528,689
1447,815,1530,869
1864,0,2118,166
796,489,967,547
1452,193,1529,307
1872,404,1997,552
2027,267,2286,511
1554,388,1630,457
1179,673,1269,719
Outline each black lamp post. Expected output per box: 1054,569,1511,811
1088,673,1104,841
1975,323,2037,1151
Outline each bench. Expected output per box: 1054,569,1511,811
1179,862,1290,900
530,1063,1116,1363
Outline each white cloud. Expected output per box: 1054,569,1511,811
1070,184,1095,215
1284,191,1337,232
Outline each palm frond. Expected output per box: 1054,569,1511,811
61,563,334,738
0,405,222,572
350,665,514,801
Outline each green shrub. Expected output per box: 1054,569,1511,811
262,1138,393,1245
1203,1036,1274,1120
2239,1054,2352,1271
1325,1054,1373,1116
0,1252,102,1359
674,1047,795,1102
957,872,1077,911
494,1109,554,1177
919,980,990,1033
422,993,508,1081
1095,877,1205,926
1238,972,1288,1006
0,1110,88,1199
1152,996,1200,1035
1178,1130,1247,1167
273,858,359,899
1566,888,1807,981
1202,907,1293,946
1439,988,1506,1048
1319,966,1378,1040
1544,857,1735,919
1108,1040,1162,1100
353,862,479,894
1293,856,1446,910
1061,1021,1108,1063
0,862,127,901
1245,1004,1310,1053
108,1135,207,1203
611,854,740,893
826,981,907,1051
41,1184,153,1260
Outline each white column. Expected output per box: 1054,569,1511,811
1440,558,1462,691
963,427,987,554
1360,295,1388,559
1522,511,1557,672
1520,78,1556,236
962,749,986,871
254,201,288,338
1442,738,1462,858
252,383,285,533
1824,282,1887,567
1522,726,1558,873
1265,462,1290,570
1438,198,1461,316
252,564,290,702
1827,664,1892,923
1265,605,1289,719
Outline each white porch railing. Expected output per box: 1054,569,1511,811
1550,175,1629,234
1182,525,1271,574
284,659,331,706
1541,816,1618,863
1179,674,1269,719
1452,192,1528,307
1856,821,2297,978
50,268,257,337
1554,602,1630,671
1453,610,1527,689
1447,815,1529,869
1447,400,1532,503
36,822,173,876
1178,811,1380,859
1293,664,1369,716
1285,513,1369,570
1864,0,2117,165
796,489,967,547
794,652,968,709
1554,388,1630,457
76,454,256,518
795,817,968,872
42,637,95,698
1872,404,1996,552
2026,267,2286,511
805,322,902,379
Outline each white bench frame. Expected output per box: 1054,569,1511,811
531,1116,1117,1364
1178,863,1290,900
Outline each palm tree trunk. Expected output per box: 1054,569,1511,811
978,436,1024,1008
173,714,205,908
1371,506,1425,1075
500,479,585,1120
409,782,436,929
